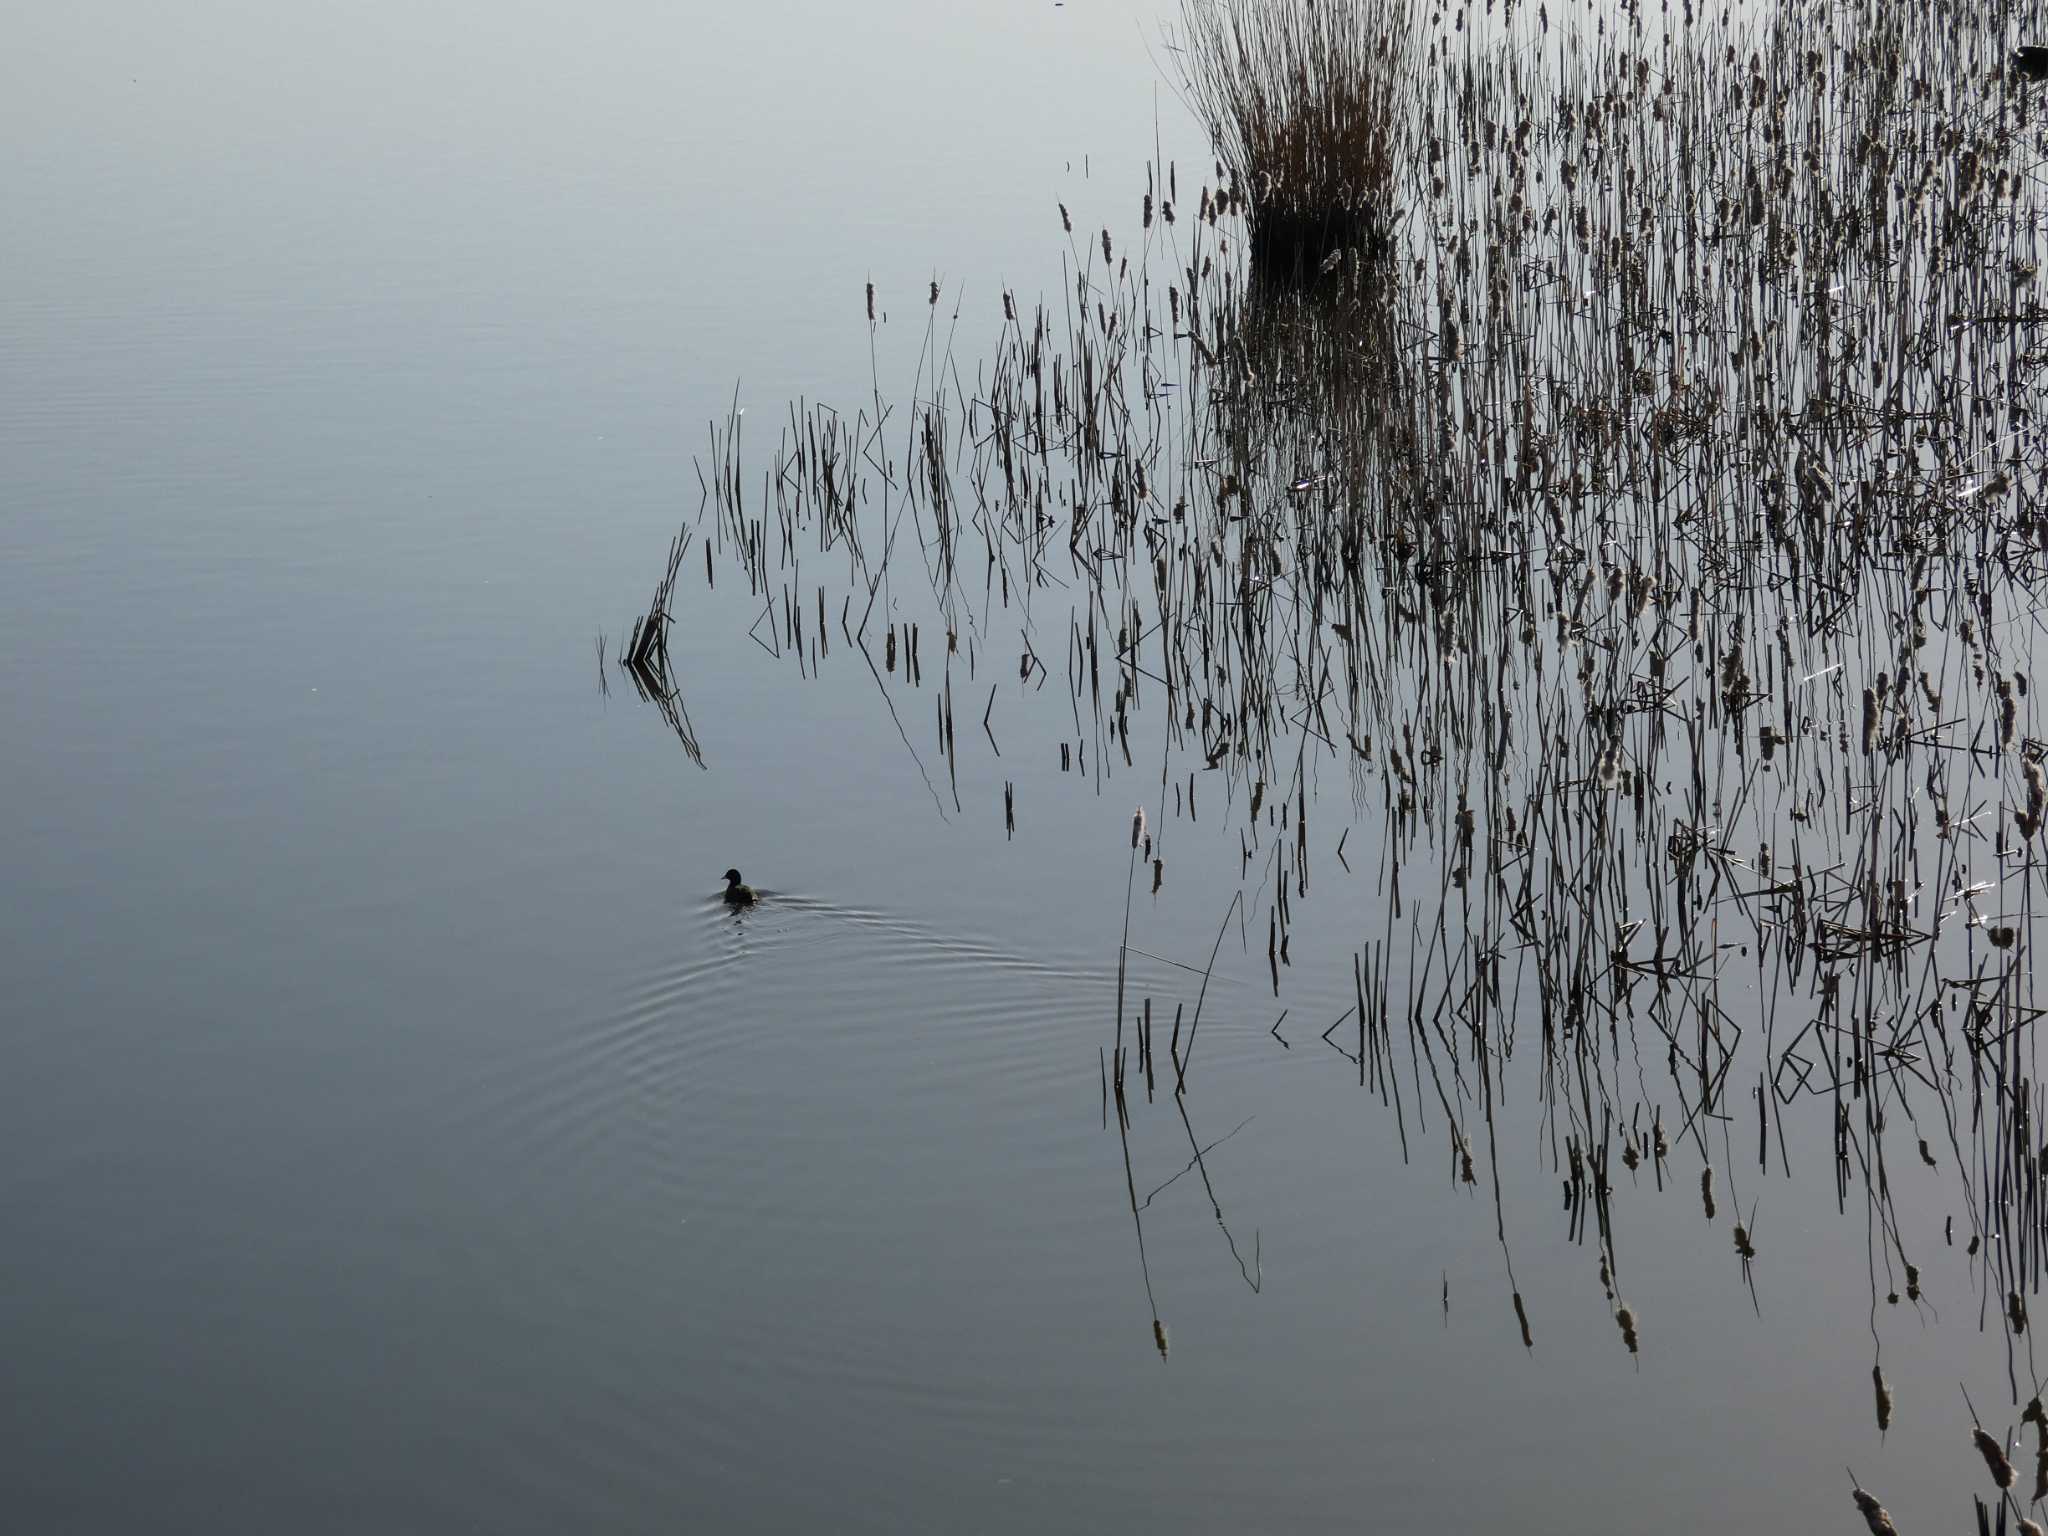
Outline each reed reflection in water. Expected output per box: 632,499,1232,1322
616,0,2048,1523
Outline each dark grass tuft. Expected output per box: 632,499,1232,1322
1173,0,1412,284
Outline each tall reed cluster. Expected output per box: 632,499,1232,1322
1172,0,1414,278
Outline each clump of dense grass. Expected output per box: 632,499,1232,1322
1171,0,1414,280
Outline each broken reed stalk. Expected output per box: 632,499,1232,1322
628,524,692,674
1177,890,1245,1091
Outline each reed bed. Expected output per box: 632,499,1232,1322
621,0,2048,1517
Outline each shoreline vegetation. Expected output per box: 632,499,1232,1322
620,1,2048,1520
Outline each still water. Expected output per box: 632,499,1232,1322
3,2,2036,1531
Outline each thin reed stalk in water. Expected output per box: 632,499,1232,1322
1116,806,1147,1066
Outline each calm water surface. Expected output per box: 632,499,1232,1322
1,3,2030,1532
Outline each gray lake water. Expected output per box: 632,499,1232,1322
5,2,2041,1531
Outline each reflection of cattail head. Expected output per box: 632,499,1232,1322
1616,1304,1639,1354
1153,1319,1170,1359
1974,1425,2017,1489
1850,1487,1898,1536
1872,1366,1892,1432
